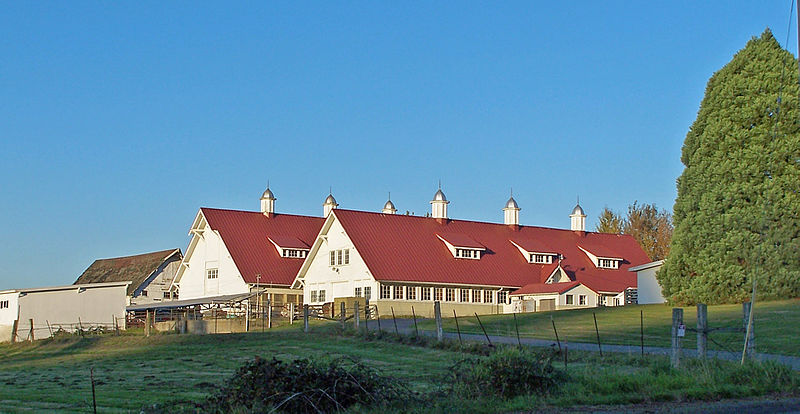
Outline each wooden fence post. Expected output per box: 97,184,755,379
453,310,462,345
697,303,707,359
364,299,369,332
340,302,346,331
743,302,755,358
303,304,309,333
434,301,442,342
11,319,18,343
267,297,272,329
145,311,151,337
354,301,360,330
289,302,294,325
29,318,34,342
391,307,399,335
411,306,419,337
671,308,683,368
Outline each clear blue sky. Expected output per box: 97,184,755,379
1,2,796,289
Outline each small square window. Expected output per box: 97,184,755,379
579,295,587,305
354,287,362,297
421,287,432,301
566,295,574,305
380,285,391,299
364,286,372,300
460,289,470,303
407,286,417,300
434,287,443,302
472,289,481,303
445,288,455,302
318,290,326,302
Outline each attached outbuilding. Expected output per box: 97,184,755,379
0,281,130,342
628,260,665,304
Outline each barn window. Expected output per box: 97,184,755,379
163,292,171,299
0,300,8,309
579,295,587,305
330,251,336,266
445,288,455,302
407,286,417,300
421,287,432,301
566,295,574,305
472,289,481,303
484,290,493,303
380,285,391,299
142,290,148,297
460,289,469,303
310,290,318,303
497,291,508,304
598,258,619,269
364,286,372,300
393,285,404,300
354,287,362,297
344,249,350,264
318,290,326,302
206,269,218,279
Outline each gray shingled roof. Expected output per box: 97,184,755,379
74,249,181,296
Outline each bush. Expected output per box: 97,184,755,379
204,356,413,413
449,347,563,399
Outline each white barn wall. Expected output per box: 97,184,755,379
302,218,376,304
178,225,249,300
0,292,19,342
634,262,666,304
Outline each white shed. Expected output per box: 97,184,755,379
0,281,130,342
628,260,665,304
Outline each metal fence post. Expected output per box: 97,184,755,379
354,301,360,330
340,302,346,331
303,304,309,333
697,303,707,359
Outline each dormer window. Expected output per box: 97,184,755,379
455,248,481,259
598,258,620,269
282,249,308,258
530,254,554,264
437,234,485,260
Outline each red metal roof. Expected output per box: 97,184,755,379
511,281,582,295
333,209,650,294
268,235,310,249
437,232,484,249
201,208,324,286
511,238,556,254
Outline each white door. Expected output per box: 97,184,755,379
205,268,219,295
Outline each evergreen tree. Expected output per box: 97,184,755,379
596,207,624,234
659,29,800,304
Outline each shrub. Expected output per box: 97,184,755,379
204,356,413,413
449,347,563,399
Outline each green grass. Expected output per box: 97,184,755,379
418,299,800,356
0,322,797,413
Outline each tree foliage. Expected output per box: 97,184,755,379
596,202,673,260
596,207,625,234
659,29,800,304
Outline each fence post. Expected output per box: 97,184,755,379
671,308,683,368
434,301,443,341
697,303,707,359
592,312,602,357
267,297,272,329
391,307,399,335
303,304,309,333
354,301,360,330
29,318,34,342
145,311,151,337
453,310,462,345
340,302,346,331
11,319,18,343
640,310,644,357
513,312,521,348
551,316,561,352
364,299,369,332
289,302,294,325
474,313,493,346
411,306,419,337
743,302,755,358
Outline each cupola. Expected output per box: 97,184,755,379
503,191,520,226
382,194,397,214
570,200,586,231
430,185,449,219
260,185,276,216
323,192,338,217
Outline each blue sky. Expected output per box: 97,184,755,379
0,2,796,289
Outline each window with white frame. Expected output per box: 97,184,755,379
330,249,351,266
484,290,493,303
566,295,574,305
455,248,481,259
344,249,350,264
310,290,318,302
497,291,508,304
330,251,336,266
380,285,391,299
318,290,326,302
407,286,417,300
530,254,554,264
421,287,432,301
0,300,8,309
364,286,372,300
142,290,148,297
460,289,470,303
354,287,362,297
434,287,443,302
445,288,455,302
283,249,308,258
163,292,171,299
393,285,404,300
472,289,481,303
579,295,587,305
598,258,619,269
206,268,219,279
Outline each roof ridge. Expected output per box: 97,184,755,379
201,207,322,220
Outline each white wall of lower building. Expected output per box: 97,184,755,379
635,263,665,304
0,292,20,342
177,225,249,300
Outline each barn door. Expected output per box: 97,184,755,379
539,299,555,312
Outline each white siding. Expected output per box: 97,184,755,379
636,264,665,304
302,218,376,304
177,224,249,300
0,292,20,342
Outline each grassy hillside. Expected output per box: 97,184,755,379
0,323,797,413
417,299,800,356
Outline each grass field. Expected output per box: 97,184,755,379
0,321,797,413
418,299,800,356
